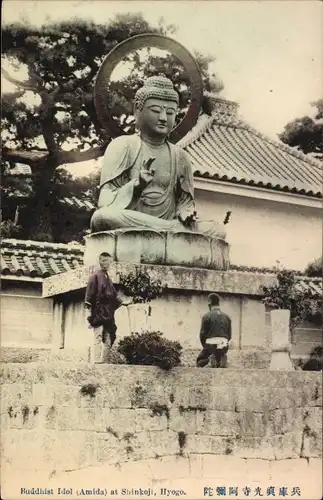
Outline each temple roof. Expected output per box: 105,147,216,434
6,101,322,204
1,239,83,279
1,239,321,298
179,97,322,198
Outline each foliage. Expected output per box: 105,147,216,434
261,270,321,331
118,268,164,304
279,99,323,160
302,346,323,372
0,219,22,238
2,15,221,241
304,256,322,278
117,330,182,370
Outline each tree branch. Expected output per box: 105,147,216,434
57,144,107,165
1,68,38,92
2,148,49,166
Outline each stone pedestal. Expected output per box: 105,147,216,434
127,303,152,334
41,259,283,368
84,229,230,270
269,309,294,371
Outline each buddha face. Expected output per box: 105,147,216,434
136,98,178,138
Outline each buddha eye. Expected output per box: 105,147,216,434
150,107,162,114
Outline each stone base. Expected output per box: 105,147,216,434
1,347,273,369
84,229,230,270
269,351,295,371
0,346,51,363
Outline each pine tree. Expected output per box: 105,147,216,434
2,14,222,241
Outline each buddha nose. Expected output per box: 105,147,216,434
159,109,167,122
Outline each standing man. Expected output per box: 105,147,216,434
196,293,232,368
85,252,128,363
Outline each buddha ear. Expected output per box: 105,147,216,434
134,103,141,131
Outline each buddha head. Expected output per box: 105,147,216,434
134,75,179,138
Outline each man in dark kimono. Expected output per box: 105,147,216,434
196,293,232,368
85,252,129,363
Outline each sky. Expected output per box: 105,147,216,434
2,0,323,176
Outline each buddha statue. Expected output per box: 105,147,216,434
90,75,226,239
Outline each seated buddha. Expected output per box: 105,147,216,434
90,75,226,239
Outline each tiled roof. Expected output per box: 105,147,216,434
60,197,95,210
229,264,322,297
1,239,321,298
5,164,32,176
6,99,322,204
1,239,84,278
179,97,322,198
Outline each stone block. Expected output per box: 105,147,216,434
42,430,96,470
95,408,167,434
202,410,240,436
0,347,51,364
45,363,99,386
211,387,236,411
169,407,204,434
227,349,271,369
56,406,96,431
1,383,33,409
210,237,230,270
2,429,49,469
94,432,127,464
189,386,214,409
237,411,267,437
49,347,90,363
116,229,166,265
300,415,322,459
95,384,134,409
32,383,55,406
185,434,229,455
1,364,46,384
131,430,178,460
234,437,275,460
37,405,57,430
56,384,84,407
166,232,212,268
6,403,45,430
84,231,116,266
240,298,267,348
272,431,303,459
234,386,271,412
267,408,302,436
302,406,322,429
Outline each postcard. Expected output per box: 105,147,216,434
1,1,322,499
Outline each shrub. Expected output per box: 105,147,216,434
262,269,321,332
302,346,323,371
118,268,164,304
117,330,182,370
304,257,322,278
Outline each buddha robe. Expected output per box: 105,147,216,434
90,134,226,238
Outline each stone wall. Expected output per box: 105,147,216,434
1,364,321,472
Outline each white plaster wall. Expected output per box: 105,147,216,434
195,189,322,271
1,282,53,346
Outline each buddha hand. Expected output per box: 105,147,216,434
139,157,156,186
178,209,197,227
